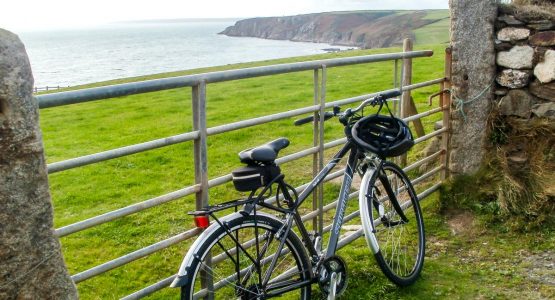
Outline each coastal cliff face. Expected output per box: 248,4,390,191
220,11,443,49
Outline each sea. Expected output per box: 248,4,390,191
18,20,351,88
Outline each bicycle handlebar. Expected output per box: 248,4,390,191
352,90,401,114
380,89,402,100
293,89,401,126
293,111,335,126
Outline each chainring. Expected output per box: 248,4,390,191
317,255,348,296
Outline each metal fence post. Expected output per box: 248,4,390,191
192,81,209,209
318,65,327,237
312,69,320,233
441,48,452,180
401,39,413,119
400,39,413,166
393,59,400,116
192,81,212,299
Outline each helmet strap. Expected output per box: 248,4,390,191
376,99,395,118
383,100,395,118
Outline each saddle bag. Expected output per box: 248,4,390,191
231,164,281,192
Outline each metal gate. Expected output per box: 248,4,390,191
36,42,452,299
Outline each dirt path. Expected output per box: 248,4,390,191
438,210,555,299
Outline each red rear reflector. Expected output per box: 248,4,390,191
194,215,210,229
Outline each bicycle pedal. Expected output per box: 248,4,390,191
328,272,338,300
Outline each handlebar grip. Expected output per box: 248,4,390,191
294,112,334,126
380,90,402,100
322,111,335,121
294,115,315,126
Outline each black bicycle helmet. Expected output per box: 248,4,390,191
351,114,414,157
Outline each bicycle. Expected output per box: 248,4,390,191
170,90,425,299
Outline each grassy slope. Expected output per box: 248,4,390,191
346,10,451,47
390,10,450,46
415,10,450,45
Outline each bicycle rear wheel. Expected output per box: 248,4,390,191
359,161,425,286
181,214,312,299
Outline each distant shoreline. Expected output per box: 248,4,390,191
220,10,449,49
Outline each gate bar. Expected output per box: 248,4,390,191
36,51,433,109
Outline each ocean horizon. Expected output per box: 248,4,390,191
17,20,352,88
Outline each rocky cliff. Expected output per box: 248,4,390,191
220,11,444,49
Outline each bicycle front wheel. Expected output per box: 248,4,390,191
359,161,425,286
181,214,312,299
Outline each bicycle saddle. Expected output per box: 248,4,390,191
239,138,290,164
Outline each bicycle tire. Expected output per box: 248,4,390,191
359,161,425,286
181,214,312,299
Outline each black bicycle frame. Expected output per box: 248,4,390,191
255,140,361,261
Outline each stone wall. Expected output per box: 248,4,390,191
476,4,554,220
495,6,555,120
448,1,554,176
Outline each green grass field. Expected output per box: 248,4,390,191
415,10,450,45
40,43,554,299
387,9,450,46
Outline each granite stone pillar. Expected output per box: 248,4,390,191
0,28,78,299
448,0,498,175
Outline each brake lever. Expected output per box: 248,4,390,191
333,105,341,116
371,95,385,107
338,108,352,125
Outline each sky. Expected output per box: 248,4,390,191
1,0,448,32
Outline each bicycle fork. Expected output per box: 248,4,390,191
359,158,409,255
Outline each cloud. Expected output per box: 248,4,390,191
1,0,449,32
318,0,448,10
